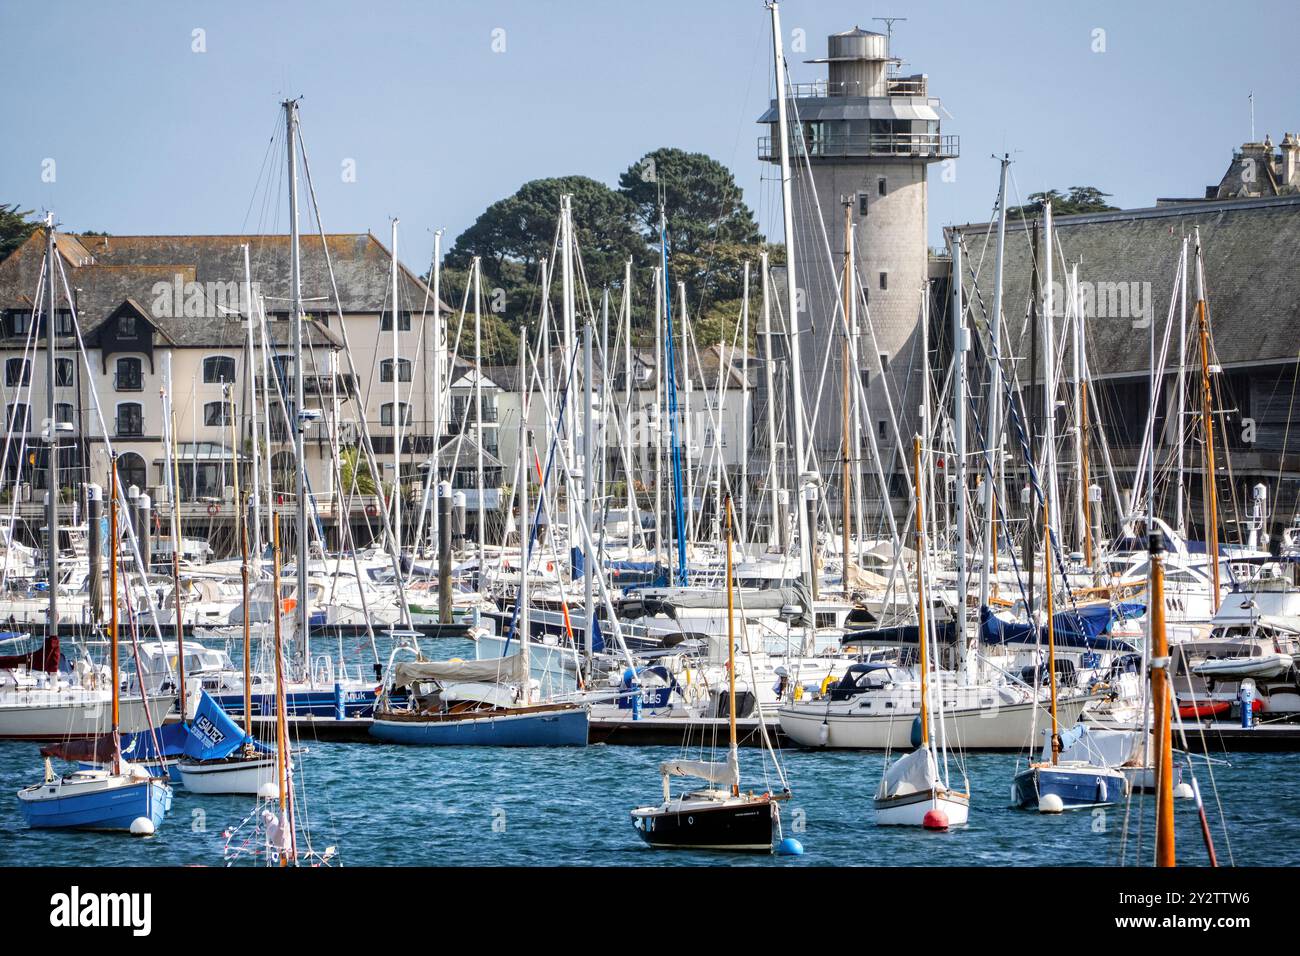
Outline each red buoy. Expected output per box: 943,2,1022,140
923,808,949,831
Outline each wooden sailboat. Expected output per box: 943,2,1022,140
631,494,791,851
17,455,173,832
1012,501,1127,812
872,437,970,828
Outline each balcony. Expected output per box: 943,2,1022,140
758,132,959,162
786,75,929,98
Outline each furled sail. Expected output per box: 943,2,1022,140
659,751,740,787
391,654,525,689
877,745,938,800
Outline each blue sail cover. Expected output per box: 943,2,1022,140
183,691,266,759
978,604,1141,651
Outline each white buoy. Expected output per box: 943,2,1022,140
257,781,278,799
1038,793,1064,814
1174,782,1194,799
130,817,155,836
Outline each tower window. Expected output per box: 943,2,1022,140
860,369,871,392
879,353,890,372
878,177,887,197
858,192,869,217
878,420,887,440
879,272,888,291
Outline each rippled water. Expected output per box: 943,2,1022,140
0,738,1291,867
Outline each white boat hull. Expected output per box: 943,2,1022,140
178,755,279,795
778,694,1088,751
873,788,970,827
0,690,173,740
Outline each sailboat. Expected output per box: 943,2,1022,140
872,438,970,828
370,329,589,746
16,454,173,832
1012,501,1127,812
631,494,791,851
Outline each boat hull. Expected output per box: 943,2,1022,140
0,691,173,741
631,796,776,851
872,788,970,827
1012,764,1128,809
370,703,589,746
17,775,172,830
779,695,1088,751
211,684,384,719
178,755,279,794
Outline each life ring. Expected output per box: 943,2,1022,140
365,504,378,518
207,503,220,516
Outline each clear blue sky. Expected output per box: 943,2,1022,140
5,0,1297,269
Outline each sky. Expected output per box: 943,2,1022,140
5,0,1299,271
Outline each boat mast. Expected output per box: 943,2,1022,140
739,260,751,547
1195,245,1220,613
43,217,59,648
760,251,783,550
391,219,402,562
912,436,930,751
724,492,739,797
841,203,853,589
1044,498,1059,765
582,315,595,680
950,235,968,675
284,99,311,674
517,336,531,706
165,369,186,720
622,259,636,555
109,454,120,775
1149,530,1175,866
271,518,292,865
653,264,664,569
979,157,1010,609
769,0,813,594
473,257,485,584
231,385,252,740
1175,237,1189,536
1041,201,1060,548
243,243,262,561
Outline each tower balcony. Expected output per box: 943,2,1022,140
757,131,959,162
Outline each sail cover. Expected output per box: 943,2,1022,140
659,751,740,787
183,691,252,760
391,654,525,688
0,635,60,672
877,745,938,800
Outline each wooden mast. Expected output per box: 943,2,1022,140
1044,499,1059,765
1149,530,1175,866
841,201,853,587
913,436,929,749
109,455,120,776
230,385,252,741
725,492,739,797
1196,298,1220,612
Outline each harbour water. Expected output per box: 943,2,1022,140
2,739,1293,867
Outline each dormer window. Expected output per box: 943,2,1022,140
118,315,137,338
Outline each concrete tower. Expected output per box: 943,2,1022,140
759,26,956,498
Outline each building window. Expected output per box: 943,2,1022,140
5,357,30,387
878,177,887,197
55,357,74,387
381,402,411,427
4,310,31,338
117,452,147,493
7,403,29,433
879,353,890,373
860,369,871,392
115,357,143,391
203,356,236,384
879,272,888,291
878,420,887,440
858,192,869,217
380,358,412,383
118,315,137,338
116,402,143,437
55,403,74,426
204,401,231,427
380,311,411,332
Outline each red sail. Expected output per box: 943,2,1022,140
0,635,59,672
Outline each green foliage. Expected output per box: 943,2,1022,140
1007,186,1119,220
339,446,378,496
0,204,39,263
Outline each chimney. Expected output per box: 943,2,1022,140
1282,132,1300,187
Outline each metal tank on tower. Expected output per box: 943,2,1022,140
758,25,956,508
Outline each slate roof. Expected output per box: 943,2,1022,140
0,231,449,350
948,195,1300,380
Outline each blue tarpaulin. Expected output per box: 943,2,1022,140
978,603,1141,651
182,691,268,759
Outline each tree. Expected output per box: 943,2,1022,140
0,204,39,263
445,175,648,357
1008,186,1119,219
618,148,762,303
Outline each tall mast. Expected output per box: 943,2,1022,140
582,316,595,680
760,251,783,550
1041,201,1060,545
561,196,576,476
1175,236,1189,536
271,519,292,865
108,455,120,774
769,0,813,594
391,219,402,561
739,260,751,546
1044,499,1060,765
473,257,485,587
43,217,59,643
1149,530,1175,866
622,258,636,554
678,281,694,553
841,202,853,587
950,236,969,676
429,230,444,554
231,384,252,739
517,337,531,706
912,436,930,750
243,243,262,561
284,99,310,672
724,493,739,796
653,265,664,569
979,156,1010,609
1197,294,1220,612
